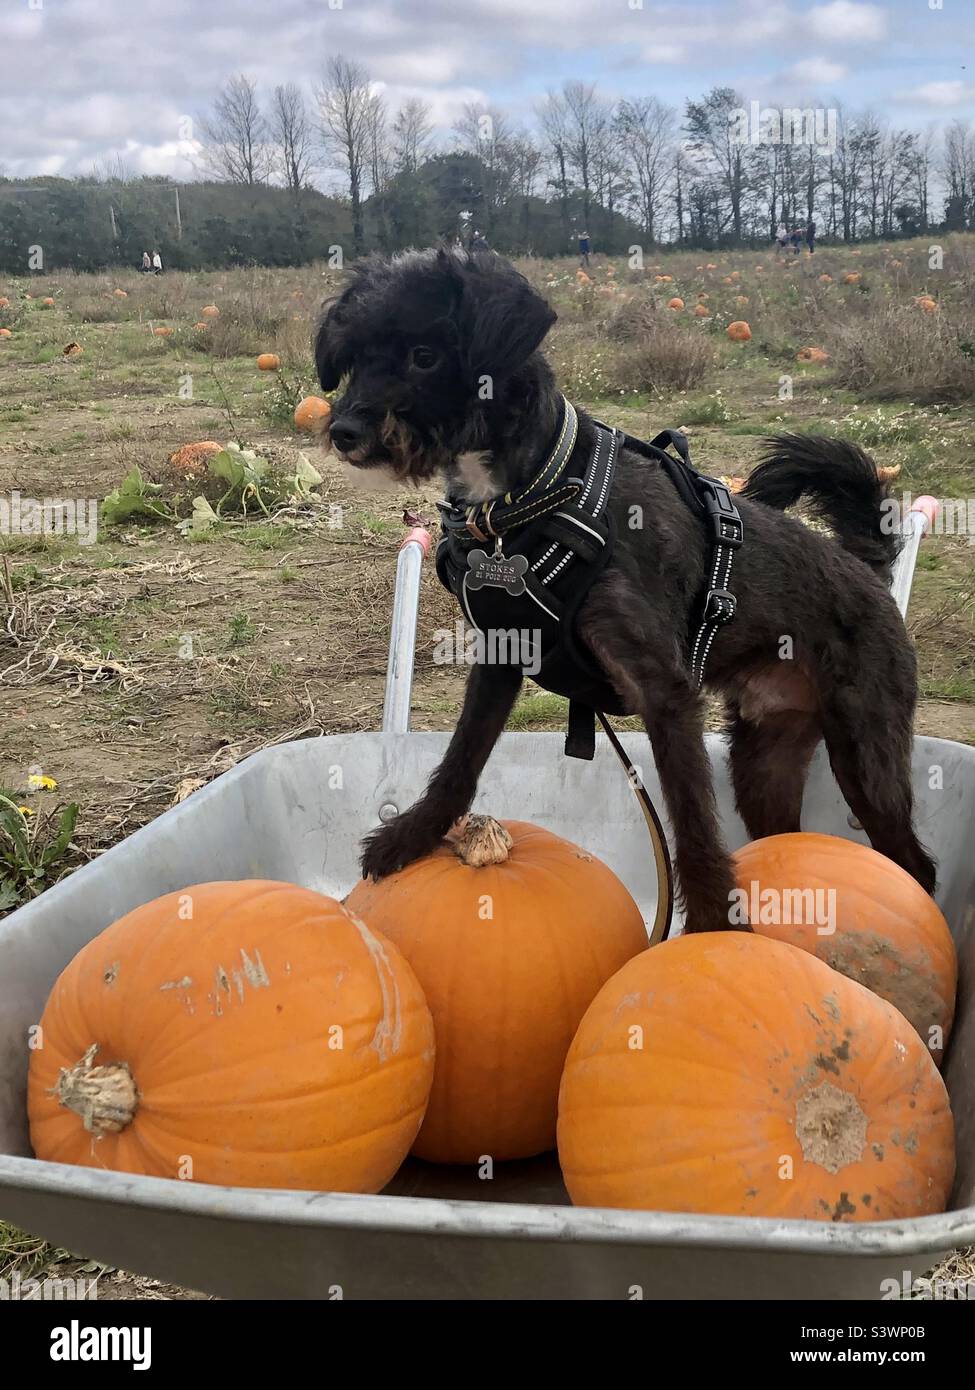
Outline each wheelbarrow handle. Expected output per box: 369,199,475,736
382,529,431,734
889,495,938,620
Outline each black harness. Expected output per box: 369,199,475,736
436,397,744,760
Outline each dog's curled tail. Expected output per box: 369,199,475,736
741,433,899,580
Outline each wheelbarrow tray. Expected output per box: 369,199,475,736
1,730,974,1300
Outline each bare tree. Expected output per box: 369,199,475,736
270,83,315,192
616,96,675,244
197,74,272,186
454,103,515,238
684,87,752,242
561,81,609,231
316,55,373,256
366,91,392,251
942,119,973,229
392,97,434,174
537,90,572,245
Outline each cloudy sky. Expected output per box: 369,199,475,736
2,0,973,184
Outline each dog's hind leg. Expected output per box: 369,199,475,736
585,622,743,932
360,661,523,880
819,687,937,894
727,707,822,840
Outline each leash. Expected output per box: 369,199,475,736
595,712,674,945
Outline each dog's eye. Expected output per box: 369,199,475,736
409,345,440,371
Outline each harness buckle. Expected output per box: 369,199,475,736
700,480,744,549
702,588,737,624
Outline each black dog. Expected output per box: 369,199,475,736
315,247,936,932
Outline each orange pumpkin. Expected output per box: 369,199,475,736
727,320,752,341
667,297,684,310
62,342,83,358
113,289,128,298
28,881,435,1192
41,297,55,307
915,297,937,314
153,326,173,337
192,320,209,330
347,815,648,1163
167,441,224,473
797,346,829,364
558,933,954,1220
257,353,281,371
201,304,221,318
694,304,711,318
735,295,749,306
819,274,833,283
0,296,10,308
294,395,332,433
655,274,673,283
842,272,861,285
0,328,11,339
733,832,957,1066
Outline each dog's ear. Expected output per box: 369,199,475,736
454,256,556,384
314,287,356,391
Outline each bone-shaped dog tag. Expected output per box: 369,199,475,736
466,548,529,596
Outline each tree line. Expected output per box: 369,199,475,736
2,57,975,274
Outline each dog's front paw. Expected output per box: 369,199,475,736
360,819,435,881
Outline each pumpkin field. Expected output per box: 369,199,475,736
2,236,975,1295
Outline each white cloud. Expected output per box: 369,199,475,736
907,80,975,108
806,1,886,44
785,57,848,85
641,44,687,65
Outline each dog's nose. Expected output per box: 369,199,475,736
330,418,366,454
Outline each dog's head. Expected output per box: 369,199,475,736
314,247,556,483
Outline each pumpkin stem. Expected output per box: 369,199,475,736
454,815,513,867
54,1043,138,1137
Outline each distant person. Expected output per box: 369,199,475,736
469,230,489,253
805,218,817,255
578,230,591,270
141,250,151,272
774,222,788,254
790,227,803,255
152,250,163,274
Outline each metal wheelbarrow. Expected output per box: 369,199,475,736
0,500,973,1300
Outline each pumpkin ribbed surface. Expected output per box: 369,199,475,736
733,833,956,1066
29,880,435,1192
347,816,648,1164
558,933,954,1221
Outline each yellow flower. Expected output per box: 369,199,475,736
17,806,33,818
27,774,58,791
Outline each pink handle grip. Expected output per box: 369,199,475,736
400,526,431,556
910,496,939,532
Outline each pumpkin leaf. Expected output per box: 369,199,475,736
206,449,248,490
0,878,20,911
177,496,221,535
101,467,172,526
292,452,323,495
